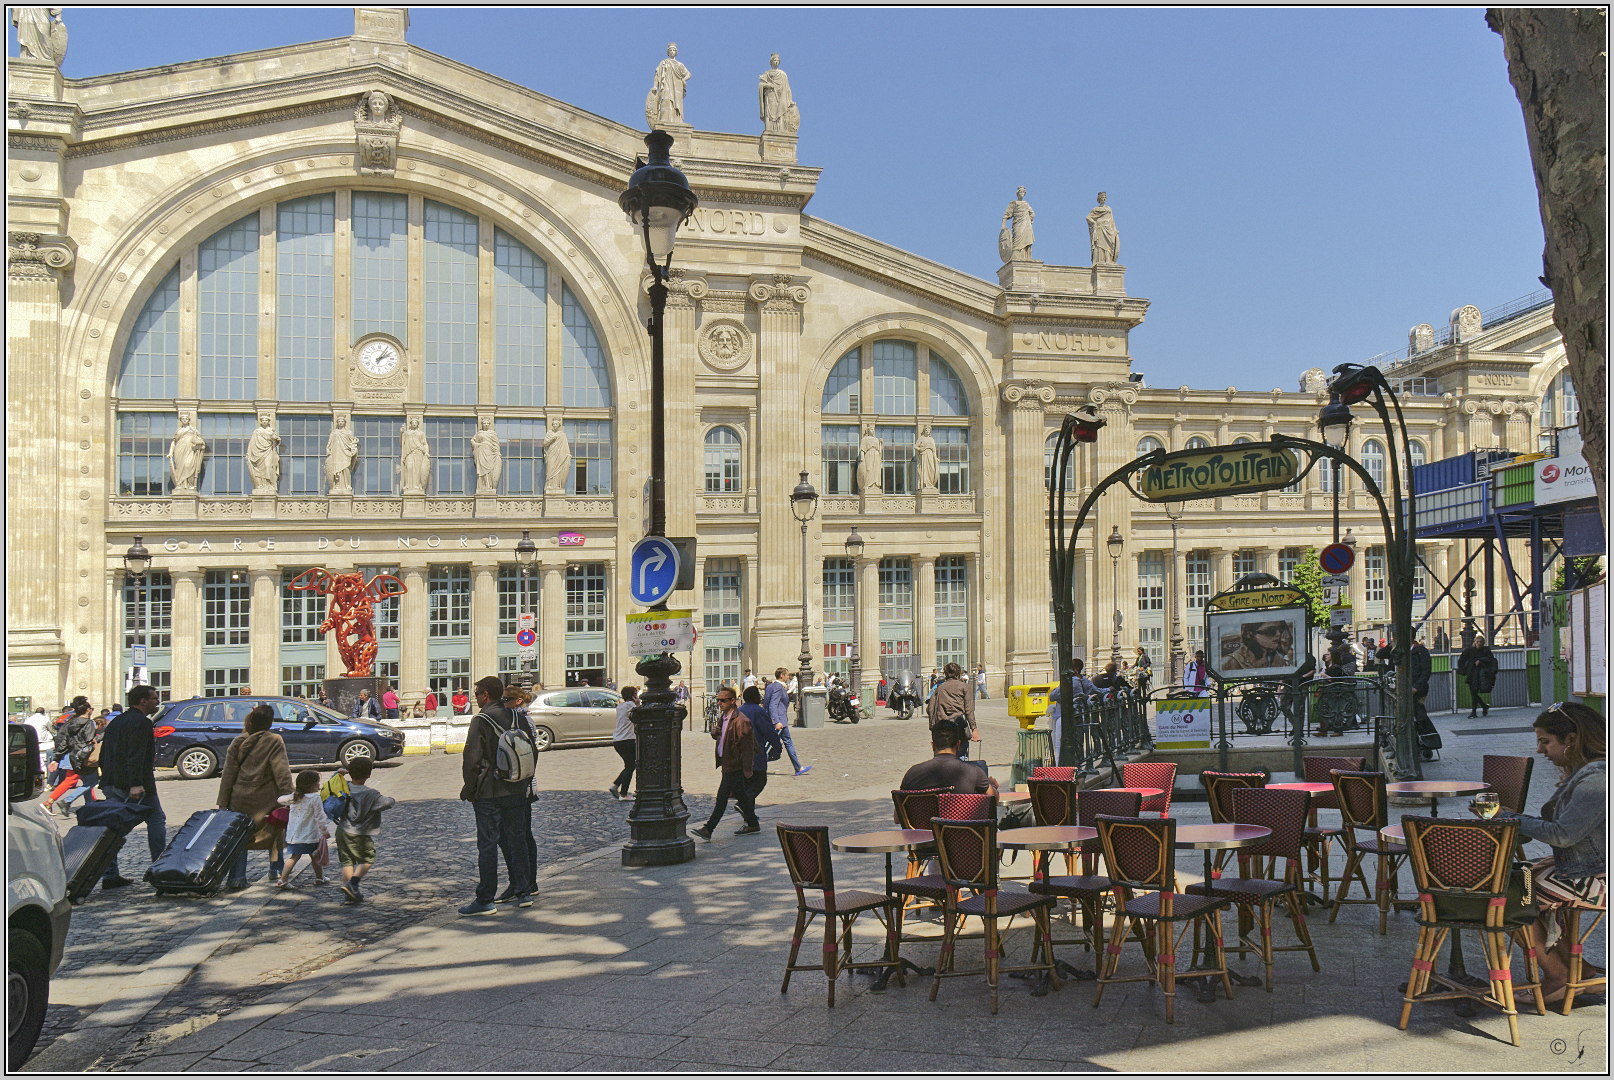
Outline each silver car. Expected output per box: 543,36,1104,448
528,687,621,750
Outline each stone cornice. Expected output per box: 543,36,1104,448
801,216,1000,317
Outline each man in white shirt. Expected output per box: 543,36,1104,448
741,670,758,691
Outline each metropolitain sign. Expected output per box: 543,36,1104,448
1138,444,1301,502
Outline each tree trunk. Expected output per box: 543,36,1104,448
1487,8,1606,516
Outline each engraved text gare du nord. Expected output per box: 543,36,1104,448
1138,443,1301,502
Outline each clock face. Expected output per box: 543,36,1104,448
358,340,400,377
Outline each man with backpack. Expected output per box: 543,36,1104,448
458,675,536,915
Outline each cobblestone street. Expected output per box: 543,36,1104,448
32,702,976,1070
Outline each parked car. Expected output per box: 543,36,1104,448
152,696,406,780
528,687,622,751
9,723,70,1069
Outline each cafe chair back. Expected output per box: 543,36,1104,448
1075,788,1143,876
1200,770,1269,879
1397,816,1544,1046
1327,770,1408,934
1123,761,1177,818
775,824,904,1007
1299,755,1365,905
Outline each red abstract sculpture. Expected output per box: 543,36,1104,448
286,568,407,678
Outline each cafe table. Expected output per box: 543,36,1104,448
1103,786,1165,803
996,825,1098,983
997,789,1031,805
1175,823,1272,999
832,828,935,990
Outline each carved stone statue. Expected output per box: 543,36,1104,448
399,416,431,495
758,53,799,135
245,415,281,494
325,415,359,496
645,43,690,129
856,424,884,495
1001,187,1035,262
12,8,66,66
471,416,502,495
353,89,403,177
542,417,571,496
1299,368,1329,394
1087,191,1119,265
167,412,206,494
913,424,940,493
1409,323,1435,353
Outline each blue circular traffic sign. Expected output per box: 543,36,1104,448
1319,543,1355,575
516,628,536,647
630,536,681,607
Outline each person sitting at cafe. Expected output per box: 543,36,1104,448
894,720,996,824
1496,701,1605,1005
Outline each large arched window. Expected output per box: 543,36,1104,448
819,338,973,496
1136,435,1164,456
704,426,742,493
1185,436,1209,450
113,191,611,498
1045,433,1076,491
1541,369,1579,430
1362,438,1386,488
1408,439,1426,471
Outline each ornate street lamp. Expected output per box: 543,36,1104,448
791,472,819,726
1107,525,1124,668
1165,501,1185,686
515,530,536,691
844,526,865,697
124,536,151,690
618,130,699,868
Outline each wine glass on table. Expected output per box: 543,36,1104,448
1468,792,1500,819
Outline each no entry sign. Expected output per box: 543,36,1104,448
1319,543,1355,575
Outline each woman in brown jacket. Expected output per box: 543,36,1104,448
218,705,294,890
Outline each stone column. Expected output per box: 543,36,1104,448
539,562,565,691
398,564,428,704
1255,547,1277,578
1002,382,1056,681
663,271,705,542
249,569,280,693
747,275,812,663
470,561,498,681
1431,545,1451,629
856,554,879,686
1505,402,1533,453
1212,549,1233,597
1465,399,1496,451
169,569,205,699
915,555,937,677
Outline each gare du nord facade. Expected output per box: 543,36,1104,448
6,9,1572,718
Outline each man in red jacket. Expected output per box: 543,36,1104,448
692,686,757,840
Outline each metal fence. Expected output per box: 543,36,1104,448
1055,687,1152,782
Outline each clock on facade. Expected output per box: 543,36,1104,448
357,339,400,377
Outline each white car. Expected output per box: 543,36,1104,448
8,723,70,1069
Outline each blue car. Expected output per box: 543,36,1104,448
153,695,406,780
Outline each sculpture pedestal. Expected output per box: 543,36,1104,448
251,494,277,519
543,495,569,518
327,495,353,519
324,675,384,721
474,495,499,519
169,494,198,521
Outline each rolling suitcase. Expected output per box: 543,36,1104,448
61,825,125,904
145,809,254,896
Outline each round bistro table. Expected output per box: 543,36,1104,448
997,790,1032,805
832,829,935,990
1175,824,1273,997
996,825,1099,984
1386,780,1490,816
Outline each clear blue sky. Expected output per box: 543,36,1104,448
29,7,1547,391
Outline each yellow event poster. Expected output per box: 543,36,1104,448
1155,697,1212,749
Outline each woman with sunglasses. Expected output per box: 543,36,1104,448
1222,621,1294,671
1496,702,1605,1005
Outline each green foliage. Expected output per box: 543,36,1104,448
1290,548,1331,626
1552,556,1603,591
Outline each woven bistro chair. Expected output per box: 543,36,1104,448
1123,761,1177,818
1075,789,1144,878
890,788,948,881
1092,815,1234,1023
1030,766,1078,781
1557,896,1608,1013
1397,816,1544,1046
1300,755,1366,904
776,824,905,1007
1186,787,1320,991
1200,770,1269,880
928,816,1060,1014
1327,770,1408,935
1026,776,1080,876
1482,754,1535,861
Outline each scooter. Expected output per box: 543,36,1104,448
887,670,922,720
826,677,862,724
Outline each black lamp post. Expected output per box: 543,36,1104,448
124,536,151,691
1165,500,1185,686
791,472,819,726
618,130,699,867
844,526,865,696
1318,366,1420,780
515,529,536,692
1107,526,1124,667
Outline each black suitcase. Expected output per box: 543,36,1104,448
61,825,125,904
145,809,254,895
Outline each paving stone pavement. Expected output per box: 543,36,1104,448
26,701,1607,1071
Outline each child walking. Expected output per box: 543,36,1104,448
276,769,332,888
334,756,395,903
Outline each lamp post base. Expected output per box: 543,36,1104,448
622,651,697,867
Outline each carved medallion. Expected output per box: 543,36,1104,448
354,90,403,176
697,318,754,372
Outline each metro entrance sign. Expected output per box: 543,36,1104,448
1137,444,1301,501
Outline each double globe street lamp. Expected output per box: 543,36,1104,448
124,536,152,691
618,130,699,867
844,526,865,697
791,472,819,727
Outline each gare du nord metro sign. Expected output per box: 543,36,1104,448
1137,441,1302,502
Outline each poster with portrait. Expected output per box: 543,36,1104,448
1205,605,1307,681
